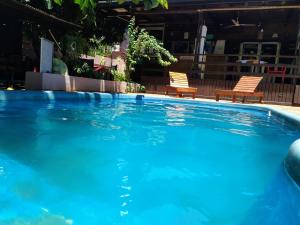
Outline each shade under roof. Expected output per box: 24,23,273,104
0,0,82,29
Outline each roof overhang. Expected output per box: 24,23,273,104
135,4,300,15
99,0,300,16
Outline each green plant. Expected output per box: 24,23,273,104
139,85,146,93
51,0,168,25
52,0,168,11
61,34,88,59
94,71,106,80
88,36,112,56
126,17,177,78
74,61,94,77
111,69,128,82
126,84,133,93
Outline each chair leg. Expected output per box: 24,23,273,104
242,96,246,103
259,96,263,103
216,94,219,101
192,93,196,99
232,95,236,103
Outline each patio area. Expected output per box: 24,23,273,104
132,92,300,115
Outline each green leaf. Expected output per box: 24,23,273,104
142,0,168,10
53,0,63,5
74,0,96,10
125,17,177,79
143,0,159,10
132,0,140,4
117,0,126,4
157,0,168,9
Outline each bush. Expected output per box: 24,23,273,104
126,17,177,78
111,69,128,82
73,61,94,77
139,85,146,93
94,71,106,80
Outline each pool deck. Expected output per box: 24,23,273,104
137,93,300,116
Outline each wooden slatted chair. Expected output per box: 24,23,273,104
215,76,264,103
166,72,198,99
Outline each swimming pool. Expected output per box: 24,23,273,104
0,92,299,225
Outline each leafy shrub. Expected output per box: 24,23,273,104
73,61,94,77
111,69,128,82
88,36,112,56
139,85,146,93
94,72,106,80
126,17,177,78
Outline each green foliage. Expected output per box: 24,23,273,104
53,58,69,75
116,0,168,10
94,71,106,80
126,17,177,77
139,85,146,93
18,0,168,28
61,34,88,59
126,84,134,93
88,36,112,56
74,61,94,77
69,59,108,79
74,0,97,11
53,0,63,5
63,0,167,24
17,0,168,47
52,0,168,10
51,0,168,24
111,69,128,82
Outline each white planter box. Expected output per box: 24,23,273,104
25,72,140,93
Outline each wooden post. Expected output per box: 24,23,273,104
191,12,205,78
295,13,300,85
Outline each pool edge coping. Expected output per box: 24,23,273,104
1,90,300,123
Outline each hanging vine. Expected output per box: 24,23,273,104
126,17,177,78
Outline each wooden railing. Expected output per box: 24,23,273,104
172,53,300,82
142,76,298,105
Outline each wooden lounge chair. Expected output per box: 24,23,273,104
215,76,264,103
166,72,197,98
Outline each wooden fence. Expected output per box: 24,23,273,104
143,77,298,105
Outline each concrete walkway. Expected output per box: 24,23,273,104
137,93,300,116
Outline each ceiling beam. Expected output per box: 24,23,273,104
135,5,300,15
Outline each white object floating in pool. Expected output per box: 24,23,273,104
65,219,73,225
0,166,4,175
121,202,128,207
120,210,128,216
41,207,49,213
62,117,68,121
121,185,132,191
120,193,130,198
122,175,128,182
268,111,272,117
44,91,55,102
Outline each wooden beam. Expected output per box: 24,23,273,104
135,5,300,15
198,5,300,13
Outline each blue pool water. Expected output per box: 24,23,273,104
0,97,300,225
